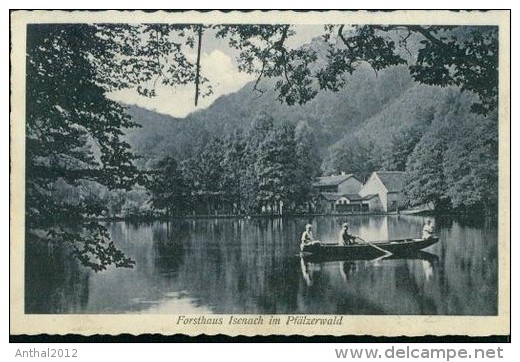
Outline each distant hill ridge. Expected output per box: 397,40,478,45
123,63,466,170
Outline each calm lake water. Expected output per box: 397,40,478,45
25,215,498,315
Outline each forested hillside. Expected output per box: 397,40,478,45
124,63,415,165
124,62,497,215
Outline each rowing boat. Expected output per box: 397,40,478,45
302,249,439,263
300,237,439,260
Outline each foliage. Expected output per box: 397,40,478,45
317,25,407,90
402,92,498,212
95,24,212,99
148,157,191,216
216,25,498,116
240,113,276,213
323,136,383,182
26,24,146,271
220,130,247,212
383,118,432,172
442,113,498,212
215,25,318,105
26,23,213,270
404,124,451,210
255,122,298,212
145,113,321,216
294,122,322,210
407,26,498,115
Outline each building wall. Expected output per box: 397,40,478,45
337,177,363,194
359,174,389,211
381,192,389,212
365,196,384,212
386,191,405,212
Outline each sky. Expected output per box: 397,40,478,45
107,25,324,118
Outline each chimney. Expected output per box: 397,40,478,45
341,171,346,176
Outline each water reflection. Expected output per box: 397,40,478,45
25,215,498,315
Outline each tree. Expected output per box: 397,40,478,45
255,122,300,214
294,121,322,211
383,114,433,171
443,111,498,213
179,117,322,215
220,130,247,213
216,25,498,115
404,127,450,210
193,138,227,192
323,136,382,182
187,138,230,214
26,23,213,270
26,24,146,271
402,90,498,213
239,113,275,213
402,91,461,211
148,157,191,217
94,23,211,101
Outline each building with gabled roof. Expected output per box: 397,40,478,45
312,173,363,194
359,171,406,212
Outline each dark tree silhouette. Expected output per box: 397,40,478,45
26,24,145,271
148,157,191,217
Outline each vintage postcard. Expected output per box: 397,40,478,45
10,10,510,337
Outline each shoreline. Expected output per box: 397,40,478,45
94,210,497,223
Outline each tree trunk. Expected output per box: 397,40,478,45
194,25,203,106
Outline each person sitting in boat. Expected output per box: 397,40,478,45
301,224,320,248
340,222,357,245
422,219,434,239
301,224,314,244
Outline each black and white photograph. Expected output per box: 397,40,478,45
10,10,510,337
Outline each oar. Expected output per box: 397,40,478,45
371,253,393,262
356,236,393,257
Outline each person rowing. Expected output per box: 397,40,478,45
339,222,357,245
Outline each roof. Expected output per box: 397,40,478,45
342,193,364,201
313,174,356,187
374,171,406,192
361,194,379,200
320,192,343,201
